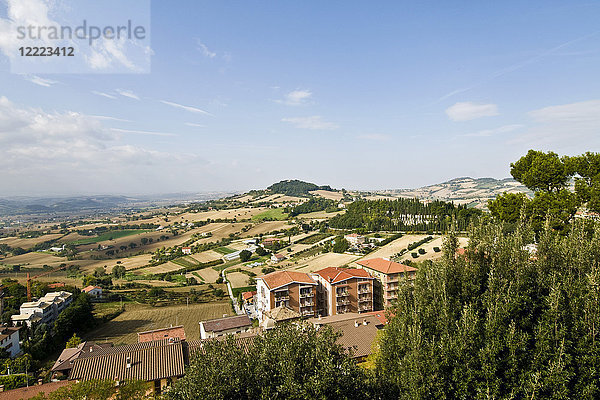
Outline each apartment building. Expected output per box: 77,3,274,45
355,258,417,308
11,291,73,328
312,267,375,316
256,271,318,320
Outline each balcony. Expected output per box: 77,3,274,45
386,285,398,292
336,306,350,314
358,305,372,312
384,292,398,300
337,299,350,306
358,286,371,294
386,276,399,283
358,296,371,302
300,300,314,307
301,309,314,316
299,291,313,298
336,291,349,298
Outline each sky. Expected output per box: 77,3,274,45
1,0,600,196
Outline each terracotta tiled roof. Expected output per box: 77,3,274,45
51,341,112,372
314,267,373,284
259,270,317,290
356,258,417,275
241,291,256,301
70,339,185,382
0,380,72,400
309,313,383,359
200,315,252,333
82,285,101,293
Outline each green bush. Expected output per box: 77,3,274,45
418,248,426,255
411,252,418,258
433,246,441,252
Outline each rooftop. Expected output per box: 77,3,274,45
70,339,185,382
356,258,417,275
200,315,252,333
259,270,317,290
313,267,373,284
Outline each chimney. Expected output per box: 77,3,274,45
362,319,367,326
126,357,132,369
0,385,4,392
38,379,43,386
354,320,359,327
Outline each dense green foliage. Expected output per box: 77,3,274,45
287,197,337,216
30,379,150,400
329,198,481,231
377,220,600,399
267,180,333,196
166,323,370,399
490,150,600,232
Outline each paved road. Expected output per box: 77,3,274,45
221,266,244,315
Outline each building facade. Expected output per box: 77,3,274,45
256,271,318,320
11,291,73,328
312,267,375,316
355,258,417,309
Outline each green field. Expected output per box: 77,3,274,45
85,301,232,344
215,246,236,255
296,233,331,245
251,208,288,221
70,230,150,245
171,256,201,268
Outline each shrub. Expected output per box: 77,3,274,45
411,252,418,258
418,248,425,255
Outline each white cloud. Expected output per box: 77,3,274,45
509,99,600,147
185,122,206,128
528,100,600,123
111,128,177,137
0,96,204,195
278,90,313,106
24,75,58,87
0,0,57,59
90,115,131,122
197,40,216,58
463,124,523,137
445,102,499,121
357,134,391,141
282,116,338,130
116,89,140,100
86,37,143,72
161,100,213,115
92,91,117,99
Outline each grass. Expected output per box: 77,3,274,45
70,230,150,245
171,256,201,268
296,233,331,245
232,286,256,298
214,246,236,255
85,301,232,344
251,208,288,221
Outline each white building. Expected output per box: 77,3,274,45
0,327,21,358
82,286,103,297
11,291,73,328
344,234,365,246
199,315,252,339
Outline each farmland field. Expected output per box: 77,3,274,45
251,208,288,221
85,301,232,344
70,230,150,245
226,271,250,288
0,233,64,250
294,252,360,273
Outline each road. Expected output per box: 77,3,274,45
221,265,244,315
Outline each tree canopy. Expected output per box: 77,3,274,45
165,323,370,399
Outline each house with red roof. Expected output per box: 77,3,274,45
312,267,375,316
256,271,318,320
355,258,417,308
82,285,103,297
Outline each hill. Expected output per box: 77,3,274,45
382,177,532,209
267,180,333,197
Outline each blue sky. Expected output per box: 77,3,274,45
1,1,600,196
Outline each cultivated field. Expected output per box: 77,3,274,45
357,234,437,261
85,302,232,344
194,267,220,283
189,250,222,263
294,252,360,273
226,272,250,288
309,190,344,201
0,233,64,250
